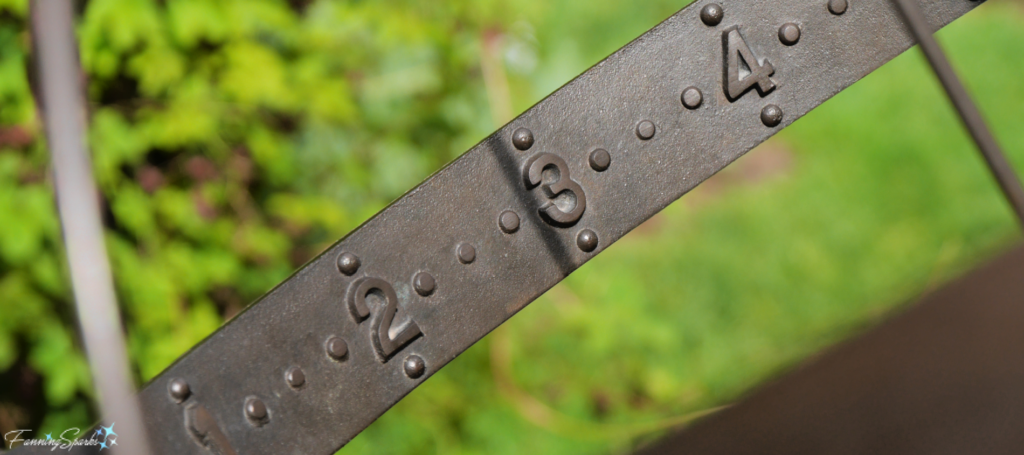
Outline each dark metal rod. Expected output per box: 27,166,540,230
30,1,152,453
893,0,1024,227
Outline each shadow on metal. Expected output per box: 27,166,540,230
489,136,578,276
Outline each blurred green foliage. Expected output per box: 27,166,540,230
0,0,1022,453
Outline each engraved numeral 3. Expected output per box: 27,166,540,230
348,277,422,362
523,152,587,227
723,26,776,101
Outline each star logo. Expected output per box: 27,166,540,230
101,423,117,440
44,433,52,440
94,429,103,439
98,440,108,451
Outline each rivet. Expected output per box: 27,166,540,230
589,149,611,172
404,355,426,379
576,229,598,252
245,397,268,422
635,120,656,140
168,378,190,403
457,243,476,264
336,252,360,276
285,367,305,388
681,87,703,109
326,336,349,361
498,210,520,234
761,104,784,127
828,0,848,15
413,272,436,296
778,23,801,45
700,3,724,26
512,128,534,151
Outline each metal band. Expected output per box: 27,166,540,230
14,0,985,453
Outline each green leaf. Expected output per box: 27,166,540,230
29,324,87,406
166,0,229,47
218,40,295,110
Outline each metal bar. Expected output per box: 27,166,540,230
29,1,153,454
14,0,987,453
893,0,1024,226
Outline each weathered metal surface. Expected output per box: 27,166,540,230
13,0,987,453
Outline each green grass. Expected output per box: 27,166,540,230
340,2,1024,454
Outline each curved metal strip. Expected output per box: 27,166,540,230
13,0,984,453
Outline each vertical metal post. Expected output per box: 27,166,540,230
30,1,152,454
893,0,1024,227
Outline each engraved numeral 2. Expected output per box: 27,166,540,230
347,277,422,362
723,26,776,101
523,152,587,227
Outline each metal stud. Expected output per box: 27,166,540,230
326,336,349,361
700,3,724,26
778,23,801,46
681,87,703,109
457,243,476,264
636,120,656,140
512,128,534,151
404,355,426,379
828,0,848,15
589,149,611,172
576,229,598,252
413,272,436,296
498,210,520,234
245,397,268,423
168,378,190,403
285,367,305,388
761,104,784,127
336,252,360,276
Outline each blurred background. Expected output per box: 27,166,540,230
1,0,1023,453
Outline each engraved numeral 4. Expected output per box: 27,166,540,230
723,26,776,101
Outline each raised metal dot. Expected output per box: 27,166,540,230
761,104,784,127
245,397,267,422
413,272,436,296
168,378,190,403
828,0,848,15
778,23,801,46
636,120,656,140
512,128,534,151
285,367,305,388
498,210,520,234
700,3,724,26
457,243,476,264
589,149,611,172
336,252,360,276
576,229,598,252
404,355,426,379
326,336,349,361
681,87,703,110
